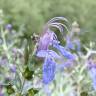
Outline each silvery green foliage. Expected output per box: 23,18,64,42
0,10,96,96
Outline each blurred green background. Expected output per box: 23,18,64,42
0,0,96,42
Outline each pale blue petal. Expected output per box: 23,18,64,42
36,50,48,57
36,50,60,58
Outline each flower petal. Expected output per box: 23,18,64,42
36,50,48,58
36,50,60,59
53,44,76,60
48,50,60,58
43,58,56,84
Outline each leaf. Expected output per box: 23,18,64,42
27,88,39,96
16,93,22,96
23,66,34,80
80,92,88,96
6,84,15,95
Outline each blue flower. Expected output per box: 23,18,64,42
42,58,56,84
35,17,76,85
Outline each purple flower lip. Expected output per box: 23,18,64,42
10,65,16,73
5,24,12,30
37,30,55,52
